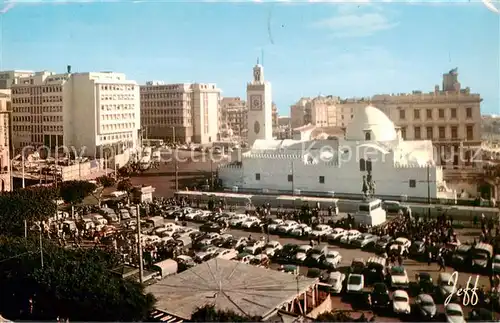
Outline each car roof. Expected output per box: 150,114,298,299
329,271,341,278
419,272,431,278
396,237,409,242
394,290,409,297
439,272,453,280
418,294,434,302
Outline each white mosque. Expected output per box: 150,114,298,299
218,64,457,201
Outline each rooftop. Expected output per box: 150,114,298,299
146,258,318,320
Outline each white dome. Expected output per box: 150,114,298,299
345,105,397,142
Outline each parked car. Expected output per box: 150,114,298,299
392,290,411,315
304,246,328,267
327,228,346,243
415,272,434,294
451,245,473,269
241,217,261,230
194,246,218,263
244,240,266,255
493,254,500,274
322,250,342,269
371,282,391,310
277,220,299,234
295,245,313,263
290,224,312,237
437,272,455,302
389,266,409,289
217,248,238,260
346,273,364,294
268,219,285,233
445,303,466,323
374,235,393,254
415,293,437,320
199,222,224,234
229,214,248,227
264,241,283,257
340,229,361,244
274,244,299,263
390,237,411,255
352,233,379,249
310,224,333,238
326,271,345,294
409,240,426,258
185,209,203,220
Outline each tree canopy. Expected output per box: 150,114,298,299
97,175,116,188
0,236,156,321
117,178,133,193
190,304,261,322
0,186,59,236
59,180,97,204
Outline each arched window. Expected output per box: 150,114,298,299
365,132,371,141
1,179,4,192
366,159,372,172
359,158,366,171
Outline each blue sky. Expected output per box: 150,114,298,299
0,0,499,116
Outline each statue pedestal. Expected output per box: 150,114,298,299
354,198,387,227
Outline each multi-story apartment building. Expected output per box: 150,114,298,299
140,82,220,144
220,97,247,138
336,98,371,128
11,69,140,157
372,69,482,168
0,90,11,191
0,70,35,89
290,95,339,128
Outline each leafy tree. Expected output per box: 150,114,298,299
190,304,261,322
117,178,134,203
315,311,371,322
59,180,97,205
0,236,156,321
0,186,59,236
97,175,116,188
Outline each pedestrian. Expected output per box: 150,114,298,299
427,250,432,266
438,255,446,271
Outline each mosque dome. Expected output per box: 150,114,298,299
345,105,398,142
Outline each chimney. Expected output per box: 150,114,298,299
67,65,72,74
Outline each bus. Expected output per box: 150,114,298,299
142,139,164,148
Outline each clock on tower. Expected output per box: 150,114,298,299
250,94,262,111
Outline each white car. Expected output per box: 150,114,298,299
346,273,364,293
295,245,313,263
390,237,411,254
229,214,248,227
311,224,333,237
241,217,261,229
92,215,108,226
327,228,346,242
340,229,361,244
244,240,266,255
264,241,282,256
445,303,466,323
185,209,203,220
217,248,238,260
277,220,299,234
392,290,411,315
323,250,342,269
290,224,312,237
194,246,218,262
327,271,345,294
199,233,220,246
389,266,410,289
268,219,284,233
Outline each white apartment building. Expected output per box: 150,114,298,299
290,96,339,128
140,82,220,144
220,97,247,138
0,90,11,191
0,70,35,89
11,70,140,157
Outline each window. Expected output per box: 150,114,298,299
414,126,421,139
359,158,366,171
466,125,473,140
439,126,446,139
451,108,457,119
426,109,432,119
288,174,293,182
451,126,458,139
365,132,371,141
399,110,405,120
255,173,260,181
466,107,472,118
438,109,445,118
426,127,433,139
401,127,407,140
366,159,372,172
319,176,325,184
414,109,420,120
409,179,416,188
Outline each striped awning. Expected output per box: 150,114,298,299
150,310,184,323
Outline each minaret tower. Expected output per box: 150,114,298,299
246,59,273,146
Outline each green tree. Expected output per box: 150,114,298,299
315,311,370,322
0,236,156,321
59,180,97,205
117,178,134,203
0,186,58,236
190,304,261,322
97,175,116,188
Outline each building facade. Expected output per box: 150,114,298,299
0,70,35,89
11,70,140,157
290,96,340,128
140,82,220,144
247,63,273,146
0,90,11,191
220,97,247,138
